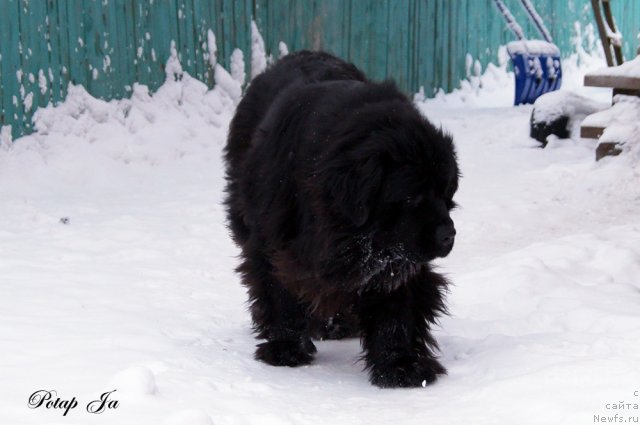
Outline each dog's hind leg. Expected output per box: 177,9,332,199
238,242,316,367
358,269,448,388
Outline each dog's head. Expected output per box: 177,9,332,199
319,101,459,264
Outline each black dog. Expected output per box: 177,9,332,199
224,51,459,388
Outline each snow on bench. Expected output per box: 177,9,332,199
581,95,640,139
580,55,640,159
584,56,640,91
579,95,640,159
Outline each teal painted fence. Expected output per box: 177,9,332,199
1,0,640,139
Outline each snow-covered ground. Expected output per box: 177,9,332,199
2,42,640,425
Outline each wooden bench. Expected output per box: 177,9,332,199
580,62,640,139
580,0,640,159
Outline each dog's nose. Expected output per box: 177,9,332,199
435,224,456,247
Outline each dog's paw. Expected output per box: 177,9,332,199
255,339,316,367
369,356,446,388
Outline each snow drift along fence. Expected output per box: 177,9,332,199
1,0,640,140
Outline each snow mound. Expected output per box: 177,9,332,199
601,123,640,146
110,366,158,396
21,68,234,167
532,90,608,124
424,59,514,108
583,95,640,153
601,95,640,147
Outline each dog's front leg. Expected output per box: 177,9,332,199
358,269,448,388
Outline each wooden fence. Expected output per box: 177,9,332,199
1,0,639,139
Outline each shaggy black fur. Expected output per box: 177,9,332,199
224,51,459,388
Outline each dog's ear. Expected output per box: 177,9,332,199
325,155,383,227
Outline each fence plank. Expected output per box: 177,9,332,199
0,0,21,135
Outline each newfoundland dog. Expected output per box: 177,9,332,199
224,51,459,388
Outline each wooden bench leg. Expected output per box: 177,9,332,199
595,141,623,160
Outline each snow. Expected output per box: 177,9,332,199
588,55,640,78
581,95,640,130
595,96,640,146
250,20,267,79
110,366,158,396
413,86,426,103
103,55,111,72
278,41,289,58
2,38,640,425
0,125,11,150
165,40,184,81
602,14,623,47
38,69,47,95
600,122,640,146
207,30,217,69
532,90,608,125
230,48,246,87
465,53,473,78
163,409,215,425
506,40,560,56
23,92,34,112
214,64,242,104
